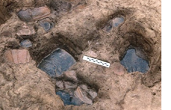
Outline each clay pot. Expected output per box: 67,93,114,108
38,48,76,77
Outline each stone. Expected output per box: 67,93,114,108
38,18,54,32
103,17,125,32
63,70,78,81
64,81,77,89
56,81,64,89
79,84,88,91
16,25,36,36
20,39,32,48
74,86,92,105
112,17,124,27
80,84,97,99
38,48,76,77
17,9,32,22
32,6,51,20
113,62,126,75
4,49,31,64
17,6,51,22
86,50,98,58
87,89,97,99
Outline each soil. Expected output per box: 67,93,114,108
0,0,161,110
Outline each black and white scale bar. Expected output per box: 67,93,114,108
83,56,110,68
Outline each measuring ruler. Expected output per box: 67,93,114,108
83,56,110,68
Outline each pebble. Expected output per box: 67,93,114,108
56,81,64,90
20,39,32,48
80,84,97,99
38,19,53,32
4,49,31,64
112,17,124,27
64,81,77,89
88,89,97,99
103,17,125,32
86,50,98,58
63,70,78,82
74,86,93,105
112,62,126,75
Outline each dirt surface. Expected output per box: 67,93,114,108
0,0,161,110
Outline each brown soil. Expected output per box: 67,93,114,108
0,0,161,110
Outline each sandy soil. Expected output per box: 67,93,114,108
0,0,161,110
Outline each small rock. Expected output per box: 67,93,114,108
88,89,97,99
56,81,64,89
112,17,124,27
32,6,51,20
16,25,36,36
17,9,32,22
86,50,97,58
79,84,88,91
103,17,125,32
63,70,78,81
113,62,126,75
18,6,51,22
80,84,97,99
38,19,54,32
74,86,92,105
64,81,77,89
4,49,31,64
20,39,32,48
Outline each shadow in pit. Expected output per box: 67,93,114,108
29,33,83,65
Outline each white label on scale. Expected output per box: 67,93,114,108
83,56,110,68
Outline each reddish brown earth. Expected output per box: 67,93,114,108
0,0,161,110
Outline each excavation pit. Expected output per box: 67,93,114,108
0,0,161,109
